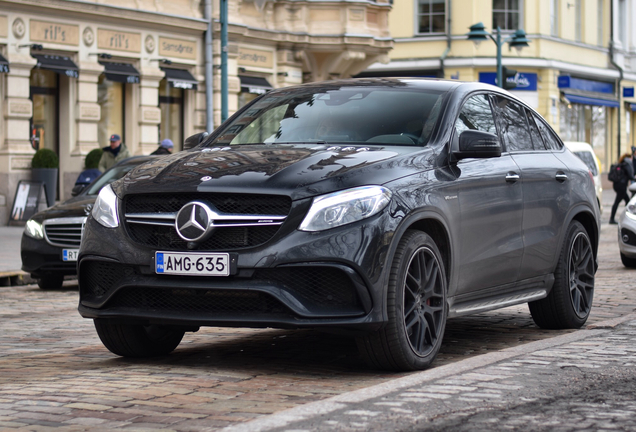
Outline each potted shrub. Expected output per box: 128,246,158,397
31,148,59,207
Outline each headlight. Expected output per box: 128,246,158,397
25,219,44,239
92,184,119,228
627,203,636,221
299,186,392,232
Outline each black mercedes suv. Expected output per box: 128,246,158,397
78,79,600,371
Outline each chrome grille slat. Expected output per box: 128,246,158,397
43,217,87,248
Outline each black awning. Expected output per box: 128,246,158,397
100,62,140,84
0,54,9,73
32,54,78,78
240,76,272,94
161,67,198,90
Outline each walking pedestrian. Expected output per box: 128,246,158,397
98,134,130,172
151,139,174,155
609,153,635,224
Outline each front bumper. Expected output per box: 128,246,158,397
78,208,398,332
618,211,636,258
21,234,77,278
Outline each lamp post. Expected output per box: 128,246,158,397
466,22,530,89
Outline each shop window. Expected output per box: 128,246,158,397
493,0,520,31
159,78,184,151
417,0,446,35
30,69,58,153
97,74,125,149
559,102,606,166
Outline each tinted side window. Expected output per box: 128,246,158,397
455,94,497,135
493,96,533,152
533,114,564,150
526,110,548,150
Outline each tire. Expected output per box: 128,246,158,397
357,230,447,371
620,253,636,268
529,221,595,329
37,274,64,290
94,319,184,357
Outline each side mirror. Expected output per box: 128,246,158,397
455,130,501,160
71,184,86,197
183,132,209,150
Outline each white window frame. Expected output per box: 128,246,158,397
415,0,447,36
550,0,559,37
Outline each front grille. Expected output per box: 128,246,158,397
44,218,86,247
123,193,291,251
254,267,358,307
80,261,136,298
107,287,290,316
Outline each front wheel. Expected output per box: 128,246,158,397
357,230,447,371
94,319,184,357
37,274,64,290
620,253,636,268
529,221,595,329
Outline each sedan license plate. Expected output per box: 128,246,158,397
155,252,230,276
63,249,79,262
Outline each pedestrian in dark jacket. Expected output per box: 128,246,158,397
609,153,636,224
151,139,174,155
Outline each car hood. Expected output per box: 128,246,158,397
116,144,439,200
33,196,96,222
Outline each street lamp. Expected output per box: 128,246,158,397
467,22,530,89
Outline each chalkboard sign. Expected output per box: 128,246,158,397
10,181,45,222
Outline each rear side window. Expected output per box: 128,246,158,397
493,96,533,152
455,94,497,135
533,114,564,150
526,109,548,150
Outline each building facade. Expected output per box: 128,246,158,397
0,0,392,225
361,0,636,174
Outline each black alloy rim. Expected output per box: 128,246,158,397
402,246,445,357
568,232,595,318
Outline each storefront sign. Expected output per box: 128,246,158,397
238,47,274,69
558,75,614,94
98,29,141,52
0,16,7,38
141,107,161,123
78,103,100,121
6,99,32,117
479,72,538,91
158,37,197,60
30,20,79,45
624,87,635,98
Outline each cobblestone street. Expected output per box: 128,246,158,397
1,195,635,430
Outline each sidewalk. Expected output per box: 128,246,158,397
221,313,636,432
0,226,29,286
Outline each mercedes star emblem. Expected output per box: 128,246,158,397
175,201,214,242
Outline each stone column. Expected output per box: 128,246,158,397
138,67,163,155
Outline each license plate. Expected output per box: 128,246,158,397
155,252,230,276
63,249,79,262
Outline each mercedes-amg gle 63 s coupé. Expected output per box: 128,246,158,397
78,79,600,371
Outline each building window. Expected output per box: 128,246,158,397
30,69,58,153
159,79,183,151
619,0,627,47
492,0,520,31
597,0,604,45
550,0,558,37
97,75,125,149
417,0,446,34
575,0,582,42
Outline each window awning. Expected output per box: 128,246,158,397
630,104,636,112
240,76,272,95
0,54,9,73
32,54,78,78
161,67,197,90
100,62,140,84
562,93,619,108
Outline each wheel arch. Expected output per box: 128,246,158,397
570,207,600,261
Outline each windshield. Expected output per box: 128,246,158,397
209,86,446,147
84,163,141,195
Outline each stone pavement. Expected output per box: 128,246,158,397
222,314,636,432
0,190,634,430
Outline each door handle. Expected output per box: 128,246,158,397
505,173,520,183
555,173,568,182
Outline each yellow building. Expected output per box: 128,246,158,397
0,0,392,224
360,0,636,173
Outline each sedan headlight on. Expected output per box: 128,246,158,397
299,186,392,232
25,219,44,239
92,184,120,228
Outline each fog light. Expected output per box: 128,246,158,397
623,234,630,243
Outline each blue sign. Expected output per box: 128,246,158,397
624,87,635,98
557,75,614,94
479,72,538,91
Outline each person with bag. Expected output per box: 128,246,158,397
609,153,635,224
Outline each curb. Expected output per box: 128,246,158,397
220,312,636,432
0,270,33,287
